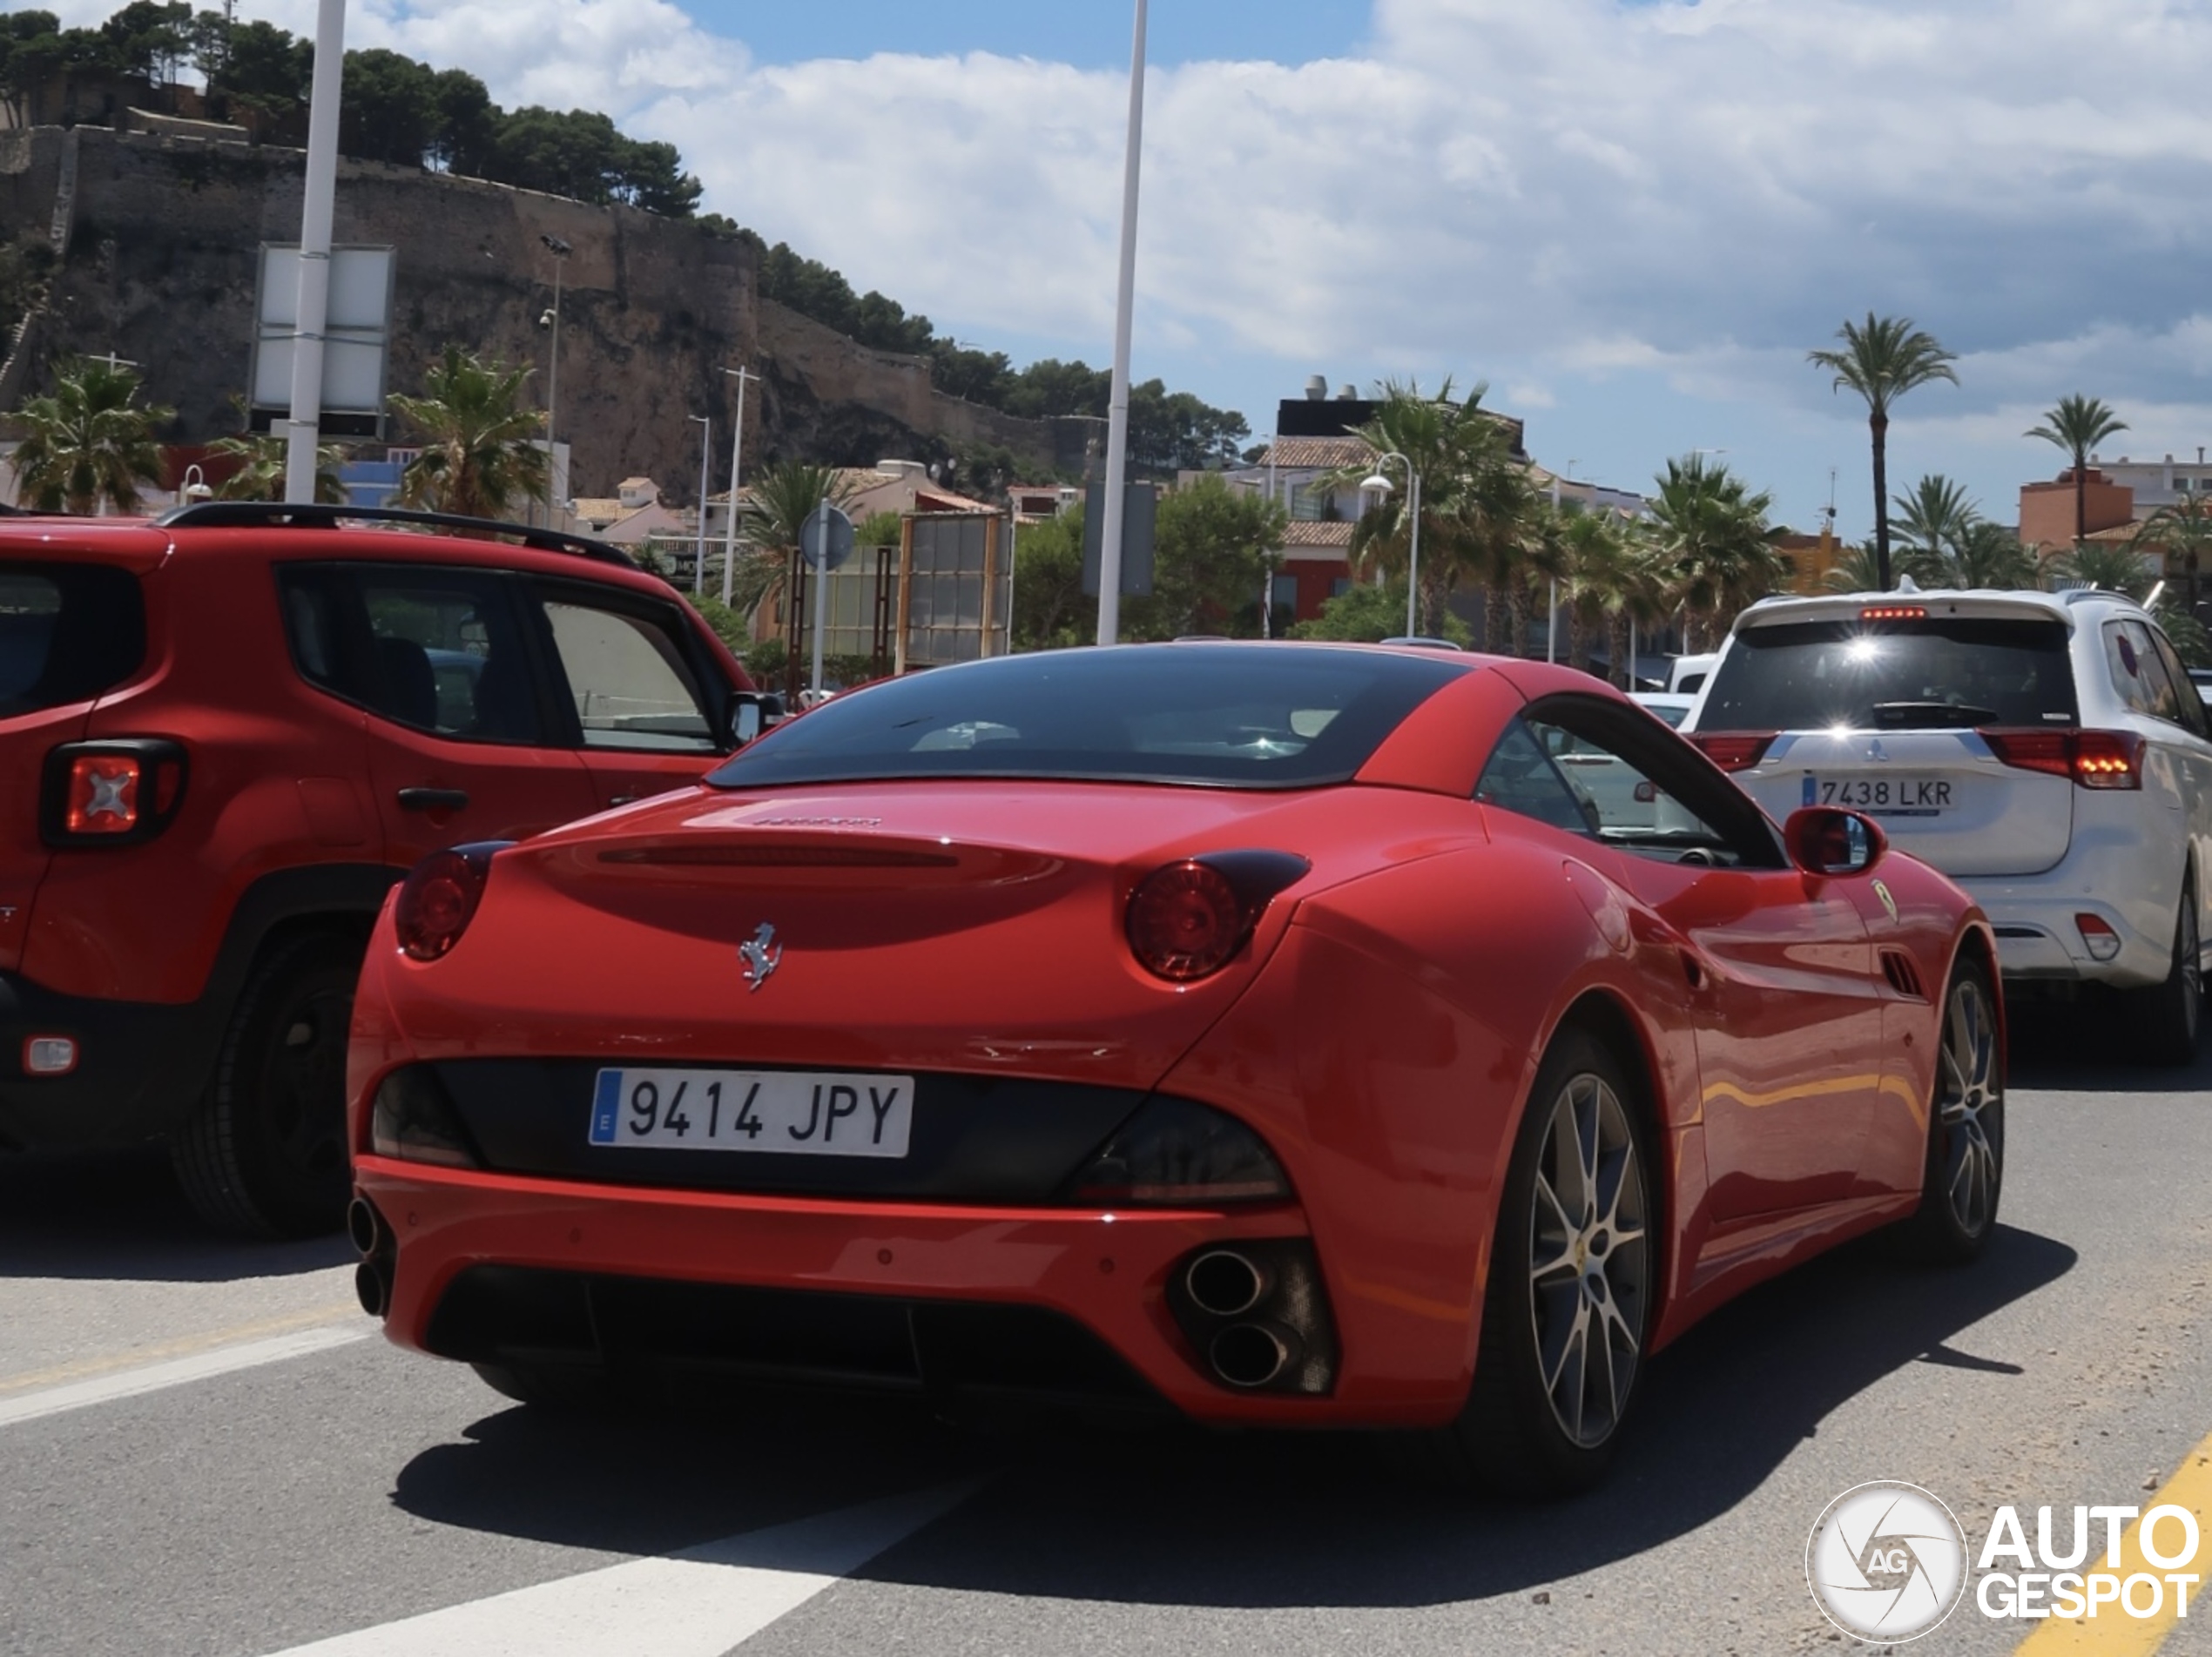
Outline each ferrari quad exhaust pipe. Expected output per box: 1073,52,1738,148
347,1197,385,1257
1210,1321,1297,1389
348,1196,394,1320
1184,1249,1271,1317
354,1259,391,1319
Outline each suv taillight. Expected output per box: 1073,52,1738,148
1689,732,1777,773
39,740,188,846
1979,728,2145,790
395,841,513,961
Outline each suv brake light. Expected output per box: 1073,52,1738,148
1979,727,2144,790
40,740,188,845
1689,732,1777,772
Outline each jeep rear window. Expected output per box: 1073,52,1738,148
1700,616,2078,731
0,563,146,718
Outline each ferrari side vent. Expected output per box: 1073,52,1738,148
1878,948,1927,1001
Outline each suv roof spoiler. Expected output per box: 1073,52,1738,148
151,502,636,568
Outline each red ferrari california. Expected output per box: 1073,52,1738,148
345,643,2002,1493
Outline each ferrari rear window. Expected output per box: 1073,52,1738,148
1701,616,2078,731
705,645,1467,790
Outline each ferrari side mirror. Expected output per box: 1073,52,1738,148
1783,806,1886,879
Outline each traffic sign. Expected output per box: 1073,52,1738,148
801,502,856,570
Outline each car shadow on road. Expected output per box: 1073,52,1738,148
2006,995,2212,1094
387,1219,2074,1608
0,1148,352,1283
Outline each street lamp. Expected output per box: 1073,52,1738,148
1360,451,1420,637
538,233,571,527
686,412,711,596
179,463,212,503
719,365,759,607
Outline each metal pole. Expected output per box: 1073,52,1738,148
1095,0,1148,646
688,413,710,595
1548,468,1561,663
1005,502,1019,654
1263,430,1278,640
283,0,346,506
1405,467,1421,637
720,366,754,607
544,256,561,526
808,503,828,701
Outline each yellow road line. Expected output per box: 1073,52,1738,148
2015,1428,2212,1655
0,1301,362,1397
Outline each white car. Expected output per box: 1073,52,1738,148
1629,690,1697,729
1683,588,2211,1062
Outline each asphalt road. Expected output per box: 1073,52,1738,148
4,1007,2209,1657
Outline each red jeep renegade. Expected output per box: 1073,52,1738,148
0,502,759,1236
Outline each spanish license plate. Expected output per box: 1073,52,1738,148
588,1068,914,1157
1802,774,1954,817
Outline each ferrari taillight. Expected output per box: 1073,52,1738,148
1123,851,1309,984
1689,731,1777,773
1979,728,2144,790
394,841,513,961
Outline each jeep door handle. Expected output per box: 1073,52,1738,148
396,787,469,813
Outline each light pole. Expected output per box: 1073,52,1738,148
719,366,759,607
283,0,346,506
686,413,711,595
1094,0,1149,645
537,234,571,527
1360,451,1421,637
1547,456,1577,663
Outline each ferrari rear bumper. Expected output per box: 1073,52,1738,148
350,1156,1416,1427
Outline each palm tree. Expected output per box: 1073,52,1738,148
737,460,862,625
2027,394,2129,546
1554,504,1630,675
10,356,174,514
1892,474,1979,569
1824,541,1890,594
1948,520,2040,590
1808,313,1959,590
1319,380,1532,643
2053,539,2157,600
1646,453,1786,648
205,428,349,504
2135,490,2212,616
388,347,548,519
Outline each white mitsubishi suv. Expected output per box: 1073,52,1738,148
1682,587,2211,1062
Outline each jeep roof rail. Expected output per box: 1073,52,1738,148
151,501,637,567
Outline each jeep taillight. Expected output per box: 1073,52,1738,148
40,740,187,846
394,841,513,961
1979,728,2145,790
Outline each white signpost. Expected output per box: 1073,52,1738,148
800,502,856,702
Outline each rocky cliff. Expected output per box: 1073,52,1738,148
0,125,1074,498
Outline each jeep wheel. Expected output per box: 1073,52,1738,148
173,933,361,1237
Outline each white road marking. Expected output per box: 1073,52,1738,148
0,1325,369,1428
261,1482,976,1657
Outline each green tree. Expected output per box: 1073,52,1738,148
2027,394,2130,547
1288,577,1474,646
1647,453,1786,649
99,1,189,84
10,355,172,514
205,427,347,503
428,67,496,174
1808,313,1959,590
1823,541,1890,594
1010,505,1087,651
1947,521,2040,590
0,12,65,129
341,48,438,166
2052,539,2157,599
1120,475,1286,640
733,461,861,622
388,347,548,519
1892,474,1979,569
2135,490,2212,616
219,18,312,117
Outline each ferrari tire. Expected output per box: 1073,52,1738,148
470,1362,609,1411
1905,956,2005,1265
1415,1026,1655,1498
2126,880,2202,1068
172,933,361,1239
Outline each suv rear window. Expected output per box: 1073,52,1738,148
0,563,146,718
1700,616,2079,731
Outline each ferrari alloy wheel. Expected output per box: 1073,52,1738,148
1420,1026,1654,1496
173,933,361,1238
1526,1068,1650,1450
1909,958,2005,1264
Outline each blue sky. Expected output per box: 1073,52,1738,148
49,0,2212,541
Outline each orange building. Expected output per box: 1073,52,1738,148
2019,469,2134,553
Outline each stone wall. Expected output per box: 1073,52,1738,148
0,125,1062,499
